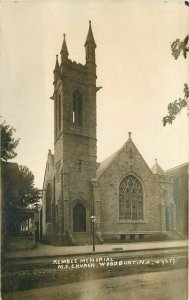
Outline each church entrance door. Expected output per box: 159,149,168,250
73,203,86,232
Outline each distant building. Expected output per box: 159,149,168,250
41,22,187,245
166,163,188,237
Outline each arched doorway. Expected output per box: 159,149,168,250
73,203,86,232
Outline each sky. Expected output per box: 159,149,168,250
0,0,188,188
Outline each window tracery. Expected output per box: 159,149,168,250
119,175,143,220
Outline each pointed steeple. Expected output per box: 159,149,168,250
53,55,60,82
84,21,96,48
60,34,69,62
54,55,59,73
85,21,96,65
151,159,165,176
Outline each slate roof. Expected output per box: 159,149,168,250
96,143,126,178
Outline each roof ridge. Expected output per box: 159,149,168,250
96,143,126,178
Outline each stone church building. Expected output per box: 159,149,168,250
41,22,177,245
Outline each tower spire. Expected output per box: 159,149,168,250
53,55,60,82
54,55,59,72
84,21,96,66
60,34,69,62
84,21,96,48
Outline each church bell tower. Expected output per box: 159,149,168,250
52,22,98,244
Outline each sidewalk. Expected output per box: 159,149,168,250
4,240,188,259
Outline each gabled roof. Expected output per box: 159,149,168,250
97,133,146,178
97,133,160,180
151,159,165,175
96,145,125,178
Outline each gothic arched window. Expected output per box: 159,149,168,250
46,183,52,223
119,175,143,220
55,93,61,135
58,93,61,130
55,94,57,136
73,90,83,125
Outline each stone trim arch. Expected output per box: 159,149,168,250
117,171,146,194
72,86,85,98
70,197,91,210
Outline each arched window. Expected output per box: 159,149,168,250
55,94,57,136
55,93,61,135
119,175,143,220
73,90,83,125
58,94,61,130
46,183,52,223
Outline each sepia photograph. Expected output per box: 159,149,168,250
0,0,188,299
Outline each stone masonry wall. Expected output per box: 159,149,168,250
97,139,163,237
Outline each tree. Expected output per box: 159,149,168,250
0,117,20,161
163,35,189,126
1,118,41,209
3,163,41,209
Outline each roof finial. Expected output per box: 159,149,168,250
128,132,132,139
155,158,157,163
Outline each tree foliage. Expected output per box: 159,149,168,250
163,35,189,126
171,35,189,60
0,118,20,161
1,118,41,209
3,163,41,209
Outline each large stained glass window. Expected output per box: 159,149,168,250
119,175,143,220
